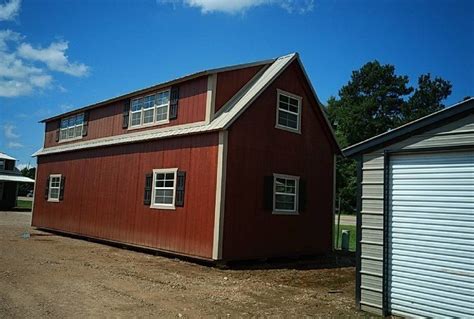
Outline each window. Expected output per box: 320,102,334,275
276,90,302,133
273,174,299,214
48,174,62,202
151,168,177,209
0,159,4,170
60,113,84,141
130,90,170,128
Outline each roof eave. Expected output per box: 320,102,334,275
343,98,474,158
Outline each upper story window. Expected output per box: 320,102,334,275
130,90,170,128
276,89,302,133
0,159,4,170
60,113,84,141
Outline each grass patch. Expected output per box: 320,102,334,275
334,224,356,251
16,200,32,210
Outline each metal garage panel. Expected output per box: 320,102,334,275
388,151,474,318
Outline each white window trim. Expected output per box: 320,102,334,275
48,174,62,203
272,173,299,215
150,168,178,210
59,114,84,143
128,90,171,130
275,89,302,134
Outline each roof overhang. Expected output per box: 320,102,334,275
343,98,474,158
0,174,35,183
0,153,16,161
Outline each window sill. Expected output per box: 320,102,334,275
47,199,60,203
128,119,170,131
272,210,299,216
275,124,301,134
150,204,176,210
59,136,83,143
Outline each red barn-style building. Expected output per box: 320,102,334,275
32,53,340,261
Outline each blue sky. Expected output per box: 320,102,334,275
0,0,473,167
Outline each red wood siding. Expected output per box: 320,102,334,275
214,65,264,113
33,133,219,259
44,76,208,148
222,61,336,260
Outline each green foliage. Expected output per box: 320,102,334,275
18,167,36,196
328,61,452,213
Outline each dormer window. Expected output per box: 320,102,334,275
60,113,84,141
130,90,170,128
276,89,302,134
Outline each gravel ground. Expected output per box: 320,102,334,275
0,211,369,318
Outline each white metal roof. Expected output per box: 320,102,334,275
33,53,339,157
0,152,16,160
0,174,35,183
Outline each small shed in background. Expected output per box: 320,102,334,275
344,98,474,318
0,152,35,210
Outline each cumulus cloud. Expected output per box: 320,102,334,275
7,141,23,149
160,0,314,14
18,41,89,77
3,124,24,149
0,1,89,97
0,0,20,21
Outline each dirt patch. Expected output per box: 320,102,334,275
0,211,370,318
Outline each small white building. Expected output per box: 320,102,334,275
344,98,474,318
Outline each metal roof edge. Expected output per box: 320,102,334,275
39,57,276,123
294,55,342,155
343,97,474,157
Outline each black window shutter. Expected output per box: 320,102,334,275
169,87,179,120
44,177,50,199
82,112,89,137
298,179,306,212
123,99,131,129
55,120,60,142
175,171,186,207
263,176,274,210
144,173,153,205
59,176,66,200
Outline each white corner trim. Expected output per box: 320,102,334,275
31,163,38,214
212,130,228,260
205,74,217,124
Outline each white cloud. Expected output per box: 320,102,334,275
3,123,19,139
0,0,20,21
161,0,314,14
0,1,89,97
7,141,23,149
18,41,89,77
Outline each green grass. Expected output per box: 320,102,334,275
15,200,32,210
334,224,356,251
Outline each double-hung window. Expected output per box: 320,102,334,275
273,174,299,214
276,90,302,133
48,174,62,202
130,90,170,128
60,113,84,141
151,168,177,209
0,159,4,170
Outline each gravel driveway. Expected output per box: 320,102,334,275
0,211,366,318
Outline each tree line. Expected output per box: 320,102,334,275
326,60,454,213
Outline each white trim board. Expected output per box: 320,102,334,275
212,130,228,260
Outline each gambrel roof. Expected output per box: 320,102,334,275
34,53,339,156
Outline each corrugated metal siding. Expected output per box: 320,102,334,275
388,152,474,318
358,113,474,316
360,153,385,311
